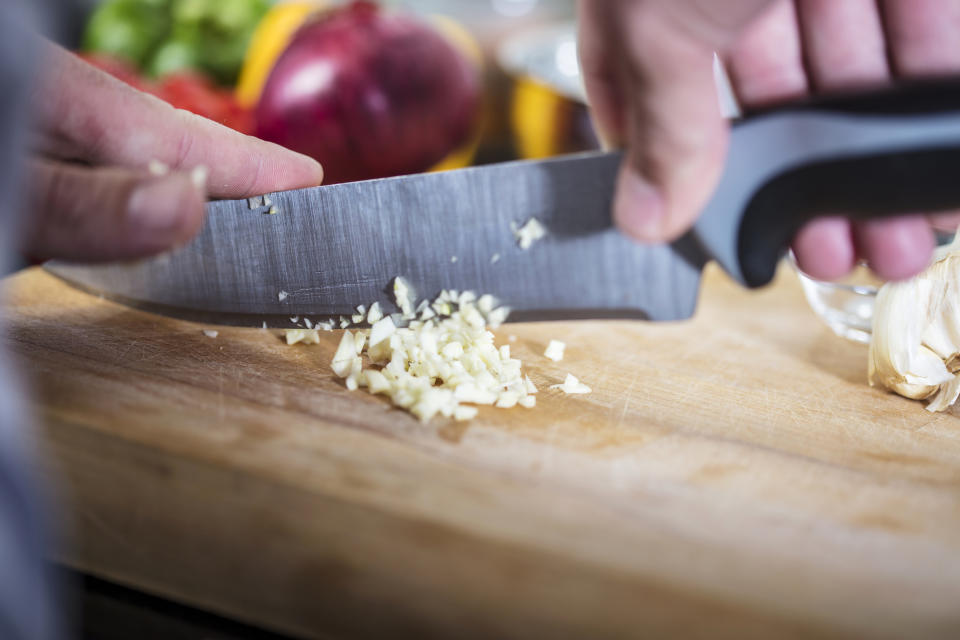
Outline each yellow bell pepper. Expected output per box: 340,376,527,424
510,76,571,160
425,14,483,172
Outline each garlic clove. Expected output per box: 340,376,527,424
869,231,960,411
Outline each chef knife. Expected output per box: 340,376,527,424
47,79,960,325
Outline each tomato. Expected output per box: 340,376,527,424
155,73,255,134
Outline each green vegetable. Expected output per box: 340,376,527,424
82,0,170,67
82,0,269,86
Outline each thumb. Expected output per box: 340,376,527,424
614,19,730,243
23,160,205,262
583,1,773,243
614,52,727,243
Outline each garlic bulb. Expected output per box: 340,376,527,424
869,234,960,412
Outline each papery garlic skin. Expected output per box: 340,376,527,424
869,235,960,412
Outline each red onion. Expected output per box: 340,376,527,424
255,1,481,184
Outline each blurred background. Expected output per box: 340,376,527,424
59,0,598,185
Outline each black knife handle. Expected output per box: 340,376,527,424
743,76,960,118
697,78,960,288
737,145,960,287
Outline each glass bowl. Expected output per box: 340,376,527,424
789,232,955,344
787,253,882,345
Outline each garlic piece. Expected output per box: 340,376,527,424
512,218,547,250
524,375,538,394
870,235,960,411
285,329,320,345
393,276,414,316
366,302,383,324
550,373,591,395
544,339,565,362
454,406,479,421
486,306,510,329
202,329,219,338
369,317,396,348
331,331,357,377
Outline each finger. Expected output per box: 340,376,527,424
854,216,935,281
33,44,324,199
796,0,890,90
789,0,891,278
792,217,857,280
723,2,859,281
610,2,775,243
877,0,960,278
881,0,960,75
577,0,627,148
23,160,204,262
726,0,808,105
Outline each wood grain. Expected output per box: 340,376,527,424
4,264,960,639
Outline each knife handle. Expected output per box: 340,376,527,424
699,78,960,288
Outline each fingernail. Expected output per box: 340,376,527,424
613,168,665,242
302,156,325,185
127,175,197,249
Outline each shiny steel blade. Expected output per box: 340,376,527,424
46,152,707,326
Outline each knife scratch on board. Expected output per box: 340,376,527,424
115,339,138,364
614,372,640,429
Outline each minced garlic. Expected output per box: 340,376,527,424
366,302,383,324
393,277,414,317
285,329,320,345
512,218,547,250
550,373,591,395
329,286,531,422
544,340,565,362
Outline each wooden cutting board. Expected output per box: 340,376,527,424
4,264,960,639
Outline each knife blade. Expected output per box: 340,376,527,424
47,78,960,326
